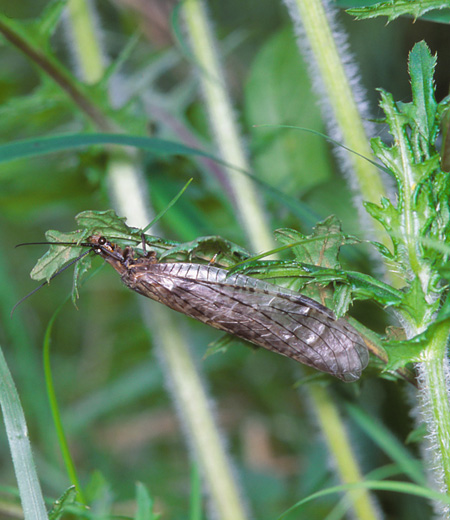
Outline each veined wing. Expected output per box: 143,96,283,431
124,262,369,382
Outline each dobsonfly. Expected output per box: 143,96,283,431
84,234,369,382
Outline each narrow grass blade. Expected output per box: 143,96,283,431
0,347,49,520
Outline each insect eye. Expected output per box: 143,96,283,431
98,236,107,246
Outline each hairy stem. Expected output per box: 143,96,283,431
416,320,450,516
282,1,384,517
182,0,275,254
65,3,249,518
284,0,391,254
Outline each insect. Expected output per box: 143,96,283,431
87,234,369,382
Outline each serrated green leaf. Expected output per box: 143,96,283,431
384,342,424,371
347,1,450,23
275,216,358,269
231,260,403,308
159,235,250,266
75,209,131,237
408,41,437,143
345,271,404,307
333,284,352,318
368,240,395,260
364,199,400,236
30,230,87,282
72,254,93,303
432,293,450,324
402,277,441,326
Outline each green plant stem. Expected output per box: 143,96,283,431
142,305,249,520
181,2,380,517
417,320,450,497
0,14,114,132
66,0,103,83
286,0,390,253
379,70,450,508
65,4,249,519
281,2,383,517
107,156,250,520
309,383,379,520
43,308,86,504
0,348,49,520
181,0,275,254
385,94,431,299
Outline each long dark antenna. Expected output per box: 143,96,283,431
11,249,92,317
15,241,91,248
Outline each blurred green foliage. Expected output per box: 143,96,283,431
1,1,450,519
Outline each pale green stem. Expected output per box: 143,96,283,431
182,0,275,254
284,2,384,517
0,348,49,520
108,160,249,520
417,320,450,514
66,0,103,83
180,5,377,515
385,69,450,511
66,4,249,519
142,305,249,520
309,383,380,520
287,0,390,253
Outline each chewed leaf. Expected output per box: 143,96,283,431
275,215,360,269
30,230,87,282
159,235,251,266
75,209,134,239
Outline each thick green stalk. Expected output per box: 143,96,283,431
182,0,275,254
183,2,379,518
65,4,249,519
283,2,384,518
384,100,434,308
285,0,390,252
377,65,450,510
417,322,450,514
